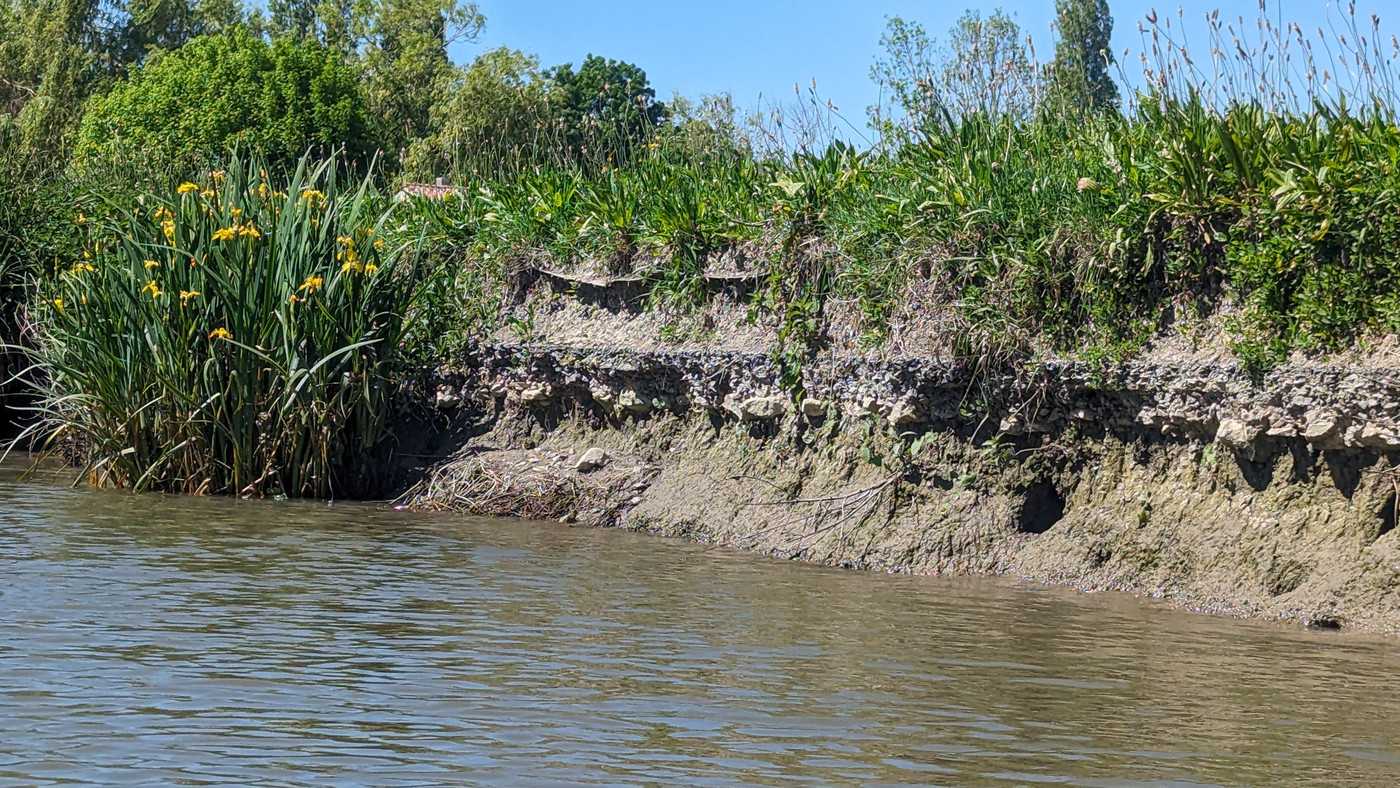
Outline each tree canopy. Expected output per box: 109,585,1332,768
544,55,667,158
73,29,372,167
871,9,1035,137
407,50,666,176
406,46,548,176
1049,0,1118,112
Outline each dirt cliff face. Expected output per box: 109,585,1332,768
398,342,1400,634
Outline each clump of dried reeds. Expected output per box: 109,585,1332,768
403,451,646,523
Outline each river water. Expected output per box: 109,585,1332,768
2,472,1399,787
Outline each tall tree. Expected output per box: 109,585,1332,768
1,0,248,155
111,0,245,66
939,10,1035,121
543,54,666,161
360,0,483,154
263,0,360,51
0,0,102,154
263,0,484,156
870,10,1035,137
406,47,548,177
1048,0,1118,112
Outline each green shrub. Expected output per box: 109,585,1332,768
73,30,374,171
24,156,417,497
409,50,670,179
405,47,551,179
544,54,667,164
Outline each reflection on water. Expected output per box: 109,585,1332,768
1,473,1398,787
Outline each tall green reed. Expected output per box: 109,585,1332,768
20,155,418,497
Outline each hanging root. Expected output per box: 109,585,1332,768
734,473,903,554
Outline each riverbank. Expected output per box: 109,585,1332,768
396,331,1400,634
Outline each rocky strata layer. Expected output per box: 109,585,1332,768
403,343,1400,633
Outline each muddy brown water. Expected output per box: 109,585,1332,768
2,469,1399,787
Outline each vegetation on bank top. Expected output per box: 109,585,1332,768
5,0,1400,495
399,0,1400,376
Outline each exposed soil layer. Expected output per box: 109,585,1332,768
399,342,1400,634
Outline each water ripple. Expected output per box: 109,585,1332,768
0,477,1397,786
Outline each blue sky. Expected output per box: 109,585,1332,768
449,1,1400,126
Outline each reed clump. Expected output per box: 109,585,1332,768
20,157,417,497
404,451,641,523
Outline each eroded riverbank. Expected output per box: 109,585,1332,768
400,341,1400,634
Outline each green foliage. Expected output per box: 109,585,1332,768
1214,108,1400,360
73,30,373,169
869,16,937,136
406,48,667,177
0,146,86,301
358,0,485,154
544,54,667,162
110,0,248,65
259,0,485,157
24,156,418,496
265,0,360,46
391,191,505,362
1048,0,1118,112
405,47,549,178
0,0,100,155
940,10,1036,121
0,0,250,155
871,10,1037,138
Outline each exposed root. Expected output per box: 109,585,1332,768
736,474,903,554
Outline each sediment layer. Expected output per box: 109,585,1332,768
403,342,1400,633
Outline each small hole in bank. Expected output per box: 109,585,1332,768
1378,492,1396,543
1016,482,1065,535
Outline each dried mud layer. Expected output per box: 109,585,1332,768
399,343,1400,634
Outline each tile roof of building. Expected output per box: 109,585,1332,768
395,178,463,201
